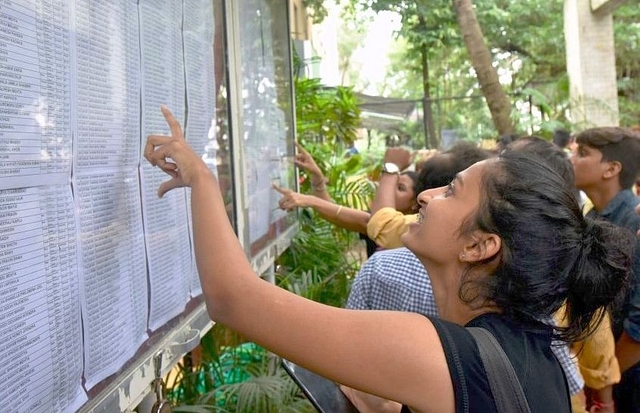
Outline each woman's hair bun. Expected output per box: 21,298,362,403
564,218,635,340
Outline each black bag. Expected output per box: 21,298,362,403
467,327,532,413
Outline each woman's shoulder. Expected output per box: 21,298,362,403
427,316,495,413
464,313,556,377
428,313,551,374
431,313,552,345
427,314,569,413
467,313,552,340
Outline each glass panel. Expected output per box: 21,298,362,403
237,0,297,256
213,0,235,228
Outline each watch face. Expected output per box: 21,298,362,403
383,162,400,174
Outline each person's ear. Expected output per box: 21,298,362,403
603,160,622,180
460,232,501,263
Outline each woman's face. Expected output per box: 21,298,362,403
395,174,418,214
402,160,489,265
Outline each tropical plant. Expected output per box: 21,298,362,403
302,0,330,23
614,3,640,128
170,342,314,413
166,313,316,413
276,154,373,308
294,77,362,146
278,54,375,307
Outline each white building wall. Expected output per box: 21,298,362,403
309,3,341,85
564,0,619,128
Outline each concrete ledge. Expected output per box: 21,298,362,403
591,0,627,17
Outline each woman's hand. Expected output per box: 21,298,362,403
144,105,211,197
294,141,323,178
589,401,615,413
340,385,402,413
273,184,312,211
383,147,414,171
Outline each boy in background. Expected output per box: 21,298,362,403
572,126,640,413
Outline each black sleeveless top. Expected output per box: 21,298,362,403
401,313,570,413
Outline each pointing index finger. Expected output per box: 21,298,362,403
295,141,309,155
160,105,184,141
272,183,290,195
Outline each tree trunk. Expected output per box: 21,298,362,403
420,40,439,149
453,0,515,135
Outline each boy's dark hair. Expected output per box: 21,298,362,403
552,129,572,149
496,133,519,151
575,127,640,188
509,136,574,187
416,142,491,193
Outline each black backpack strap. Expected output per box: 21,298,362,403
467,327,532,413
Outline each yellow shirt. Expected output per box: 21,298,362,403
575,313,620,389
366,208,417,249
555,306,620,390
575,195,620,391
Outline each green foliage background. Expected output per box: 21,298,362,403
314,0,640,144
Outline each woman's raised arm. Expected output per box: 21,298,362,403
144,106,454,413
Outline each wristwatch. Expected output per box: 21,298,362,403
382,162,400,175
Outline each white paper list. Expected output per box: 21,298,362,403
73,172,148,389
0,2,85,412
0,0,71,190
73,0,141,170
71,0,149,389
140,0,191,331
0,185,85,413
183,0,216,297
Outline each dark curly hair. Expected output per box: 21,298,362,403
459,150,633,342
401,170,419,194
416,142,491,193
